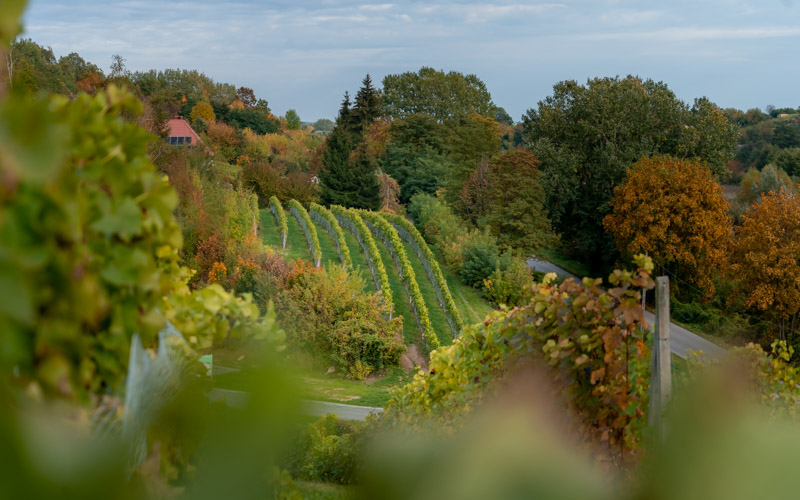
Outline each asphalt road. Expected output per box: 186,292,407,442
527,257,727,361
207,388,383,421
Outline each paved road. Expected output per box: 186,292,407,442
207,388,383,421
527,258,727,361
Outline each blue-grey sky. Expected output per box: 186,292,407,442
21,0,800,121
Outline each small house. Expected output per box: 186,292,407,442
167,117,204,147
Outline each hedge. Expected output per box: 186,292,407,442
288,199,322,267
309,203,353,271
268,196,288,249
358,210,440,351
330,205,394,318
381,212,463,336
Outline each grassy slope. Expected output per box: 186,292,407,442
259,208,313,262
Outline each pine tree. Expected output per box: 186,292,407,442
320,89,382,209
319,124,354,206
352,74,382,133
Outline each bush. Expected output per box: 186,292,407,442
276,262,404,379
284,414,362,485
483,255,534,307
459,230,502,287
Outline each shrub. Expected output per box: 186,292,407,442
241,161,280,206
284,414,362,485
276,263,403,379
483,255,534,307
459,230,502,288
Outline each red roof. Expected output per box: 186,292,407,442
167,118,204,146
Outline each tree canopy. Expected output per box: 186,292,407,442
381,67,495,122
604,156,731,295
522,75,738,268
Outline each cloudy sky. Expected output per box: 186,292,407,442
21,0,800,121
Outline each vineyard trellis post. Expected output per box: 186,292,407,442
648,275,672,436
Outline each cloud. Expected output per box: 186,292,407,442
578,26,800,42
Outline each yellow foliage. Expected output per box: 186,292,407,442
730,189,800,336
604,155,731,295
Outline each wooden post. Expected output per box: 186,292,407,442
648,276,672,432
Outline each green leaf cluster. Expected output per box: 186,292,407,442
357,210,440,351
380,212,463,334
0,86,182,399
288,199,322,267
269,195,288,248
309,202,353,271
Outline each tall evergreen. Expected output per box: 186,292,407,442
351,74,382,133
320,86,382,209
319,124,354,206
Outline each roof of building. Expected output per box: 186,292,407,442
167,117,204,145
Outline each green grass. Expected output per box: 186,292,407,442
259,208,311,262
398,238,454,345
259,208,283,249
214,365,412,408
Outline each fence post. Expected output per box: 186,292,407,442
648,276,672,434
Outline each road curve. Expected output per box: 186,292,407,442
527,257,727,361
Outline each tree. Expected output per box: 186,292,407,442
190,101,215,124
351,74,382,132
737,164,796,205
443,113,501,205
312,118,334,134
731,189,800,343
285,109,301,130
484,150,554,254
495,106,514,125
382,67,495,122
236,86,257,108
775,148,800,177
604,156,731,295
523,75,739,269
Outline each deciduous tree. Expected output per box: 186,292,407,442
523,76,738,269
484,150,554,255
604,156,731,295
730,189,800,342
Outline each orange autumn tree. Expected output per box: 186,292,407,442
603,155,731,295
730,188,800,342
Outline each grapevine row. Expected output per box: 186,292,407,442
381,212,463,336
357,210,440,351
309,203,353,271
288,199,322,268
268,196,287,249
330,205,394,318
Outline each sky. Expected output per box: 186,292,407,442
20,0,800,121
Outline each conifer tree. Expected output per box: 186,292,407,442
352,74,382,133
